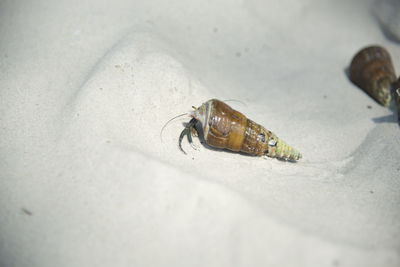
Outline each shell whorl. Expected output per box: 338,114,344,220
265,133,302,161
349,46,396,107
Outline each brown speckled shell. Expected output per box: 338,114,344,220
349,46,396,107
202,99,301,161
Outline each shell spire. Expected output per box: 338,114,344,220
349,45,397,107
264,131,302,161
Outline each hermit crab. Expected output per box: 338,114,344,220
178,99,302,161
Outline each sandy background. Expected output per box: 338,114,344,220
1,0,400,266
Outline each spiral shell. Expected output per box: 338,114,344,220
349,46,397,107
189,99,302,161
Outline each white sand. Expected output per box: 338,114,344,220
1,0,400,266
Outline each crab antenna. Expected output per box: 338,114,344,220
223,99,247,107
160,113,188,142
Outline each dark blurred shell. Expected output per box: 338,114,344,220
349,46,396,107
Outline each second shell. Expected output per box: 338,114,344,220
349,46,397,107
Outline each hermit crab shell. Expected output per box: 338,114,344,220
192,99,302,161
349,46,397,107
